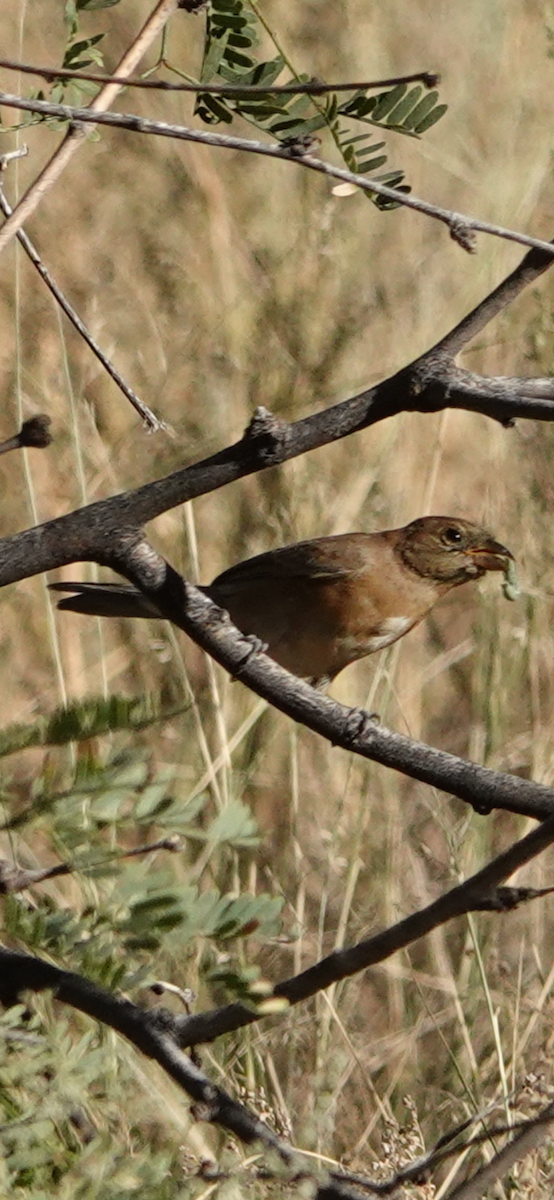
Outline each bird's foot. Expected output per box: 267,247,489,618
342,706,381,747
231,633,269,679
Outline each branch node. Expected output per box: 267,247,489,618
19,414,53,448
243,406,282,439
449,217,477,253
278,133,321,158
0,145,28,170
477,885,542,912
243,406,291,462
191,1097,219,1123
0,414,53,457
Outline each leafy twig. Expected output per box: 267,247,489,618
0,91,551,258
0,0,181,259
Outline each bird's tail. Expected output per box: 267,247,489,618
48,581,160,619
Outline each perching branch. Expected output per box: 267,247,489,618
47,539,554,823
0,239,551,821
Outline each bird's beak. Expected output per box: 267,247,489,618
465,536,513,573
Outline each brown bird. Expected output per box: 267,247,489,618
50,516,514,686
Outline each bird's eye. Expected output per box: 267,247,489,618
442,526,463,546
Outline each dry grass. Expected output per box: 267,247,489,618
2,0,554,1194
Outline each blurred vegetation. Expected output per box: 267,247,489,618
2,0,554,1195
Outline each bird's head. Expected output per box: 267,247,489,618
397,516,513,585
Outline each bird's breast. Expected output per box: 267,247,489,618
339,614,415,657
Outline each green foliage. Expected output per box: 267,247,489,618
193,0,447,206
64,0,121,41
0,1004,188,1198
0,694,187,760
2,740,282,969
1,721,284,1195
3,0,447,209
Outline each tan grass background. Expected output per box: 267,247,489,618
2,0,554,1188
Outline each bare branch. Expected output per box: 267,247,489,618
0,234,552,587
0,164,164,432
1,91,554,259
3,917,554,1198
0,56,440,95
433,242,554,355
165,809,554,1046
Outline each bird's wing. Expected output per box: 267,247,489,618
210,534,382,588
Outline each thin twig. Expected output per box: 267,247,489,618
1,92,554,259
0,161,163,432
0,56,440,95
0,835,181,894
444,1100,554,1200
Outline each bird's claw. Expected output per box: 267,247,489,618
232,633,269,679
341,706,380,747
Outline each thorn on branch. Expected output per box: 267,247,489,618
150,979,196,1013
471,799,493,816
477,884,554,912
